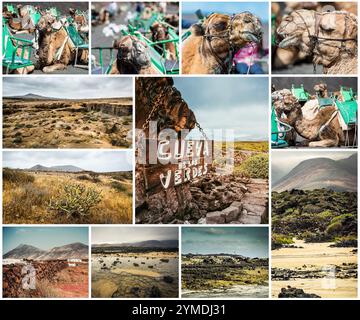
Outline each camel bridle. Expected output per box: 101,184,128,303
117,36,151,73
279,10,357,72
202,13,261,74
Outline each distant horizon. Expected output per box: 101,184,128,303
3,151,133,172
182,227,269,258
92,239,178,245
3,77,133,99
3,92,132,100
92,227,179,244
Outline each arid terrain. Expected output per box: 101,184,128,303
3,96,132,148
3,168,132,224
3,242,88,298
92,243,178,298
272,240,357,298
182,254,269,298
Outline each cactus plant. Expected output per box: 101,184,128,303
48,183,102,219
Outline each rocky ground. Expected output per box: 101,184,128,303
91,252,178,298
272,263,358,281
3,260,88,298
136,171,268,224
3,98,132,148
278,286,321,298
182,254,269,298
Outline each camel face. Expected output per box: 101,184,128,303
314,12,358,67
230,12,262,48
272,90,300,115
37,14,57,33
151,23,168,41
115,36,151,68
276,10,314,51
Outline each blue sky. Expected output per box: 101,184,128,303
173,77,268,141
182,227,269,258
182,2,269,21
3,227,88,253
3,150,133,172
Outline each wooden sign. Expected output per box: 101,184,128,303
138,139,214,193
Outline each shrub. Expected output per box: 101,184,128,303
111,181,128,193
332,235,357,247
48,183,102,219
325,221,343,236
235,154,269,179
272,234,294,249
3,168,35,184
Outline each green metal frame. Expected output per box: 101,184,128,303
64,23,89,69
335,86,357,127
271,106,292,148
291,84,310,102
2,21,34,74
91,47,115,74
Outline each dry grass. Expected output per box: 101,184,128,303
3,170,132,224
3,98,132,149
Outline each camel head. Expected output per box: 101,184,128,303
150,22,168,42
277,10,358,66
193,12,262,51
313,11,357,67
230,12,262,47
276,9,315,53
314,83,328,97
37,13,60,34
272,89,301,121
114,35,151,71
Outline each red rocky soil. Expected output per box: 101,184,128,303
3,260,88,298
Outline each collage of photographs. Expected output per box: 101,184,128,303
0,0,358,301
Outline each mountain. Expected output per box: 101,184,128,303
337,153,357,176
273,155,357,192
3,242,88,260
29,164,84,172
5,93,55,100
3,244,46,260
93,240,178,249
37,242,88,260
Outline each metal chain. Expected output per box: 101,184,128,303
142,100,161,131
195,121,209,141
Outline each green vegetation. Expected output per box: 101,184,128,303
235,154,269,179
233,141,268,152
272,189,357,245
272,234,294,249
215,141,268,152
48,183,102,219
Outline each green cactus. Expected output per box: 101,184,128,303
48,183,102,219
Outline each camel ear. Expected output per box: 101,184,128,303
319,15,336,31
191,23,204,36
113,39,121,49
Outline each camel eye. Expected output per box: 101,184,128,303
244,18,252,23
320,25,335,32
213,22,227,30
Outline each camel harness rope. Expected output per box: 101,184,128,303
202,13,261,74
291,10,357,73
318,110,339,137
